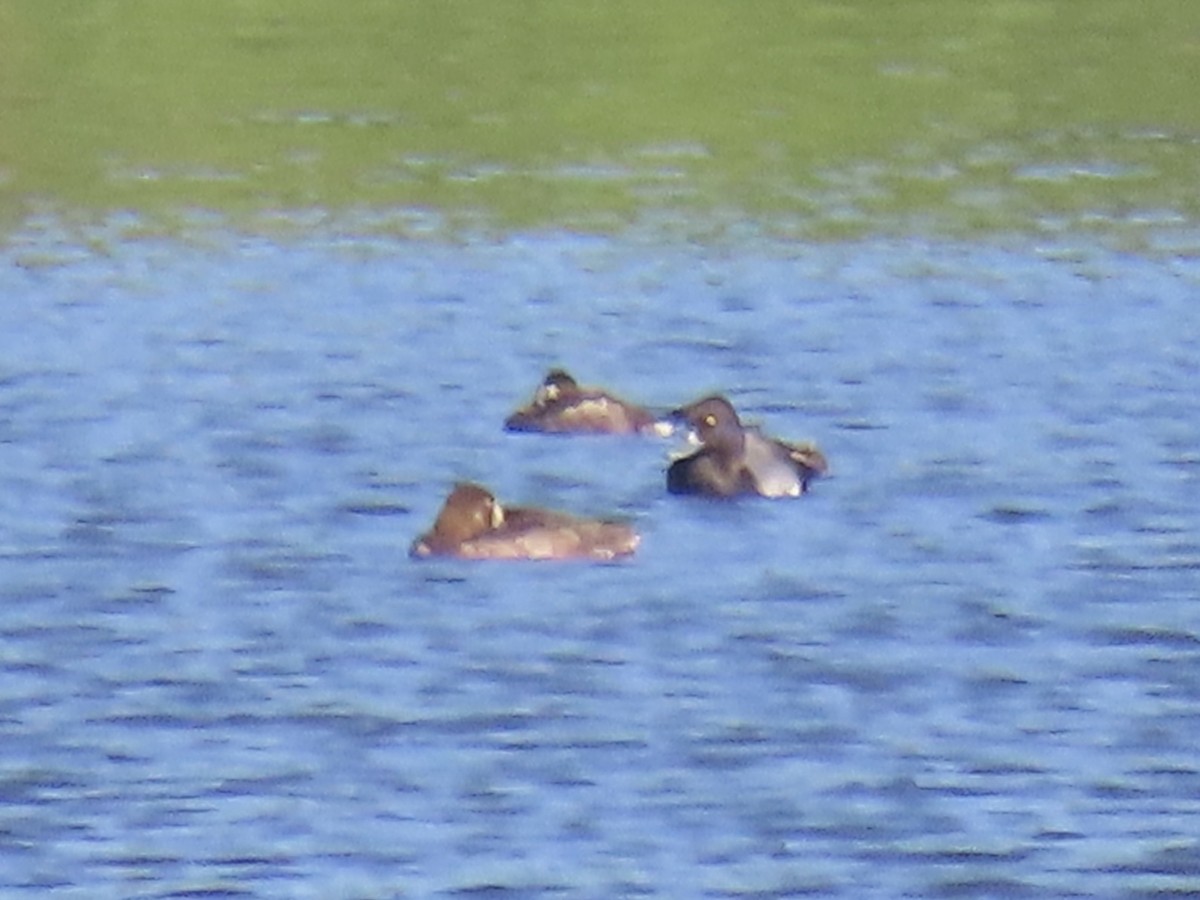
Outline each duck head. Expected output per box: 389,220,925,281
533,368,580,406
418,482,505,553
671,395,746,453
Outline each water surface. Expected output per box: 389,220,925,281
4,2,1200,896
2,226,1199,897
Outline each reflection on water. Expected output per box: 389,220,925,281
4,1,1200,239
2,223,1199,896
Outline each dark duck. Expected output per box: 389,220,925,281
666,395,828,498
504,369,666,436
410,482,640,561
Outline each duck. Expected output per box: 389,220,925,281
504,368,666,435
410,482,640,561
666,395,828,498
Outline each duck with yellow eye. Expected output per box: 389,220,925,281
666,395,827,498
410,482,640,561
504,368,669,436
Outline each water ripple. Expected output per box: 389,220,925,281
1,230,1199,896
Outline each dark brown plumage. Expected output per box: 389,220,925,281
504,369,662,435
667,395,827,498
411,482,639,561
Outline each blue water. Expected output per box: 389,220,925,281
2,225,1200,898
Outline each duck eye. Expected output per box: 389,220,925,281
704,414,718,427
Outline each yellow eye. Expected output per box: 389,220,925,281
704,414,717,427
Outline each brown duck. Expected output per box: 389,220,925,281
411,482,640,561
504,369,665,435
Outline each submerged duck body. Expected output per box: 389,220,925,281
667,395,827,498
410,482,640,561
504,369,661,435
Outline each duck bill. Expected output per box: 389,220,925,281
665,426,704,461
652,405,695,438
